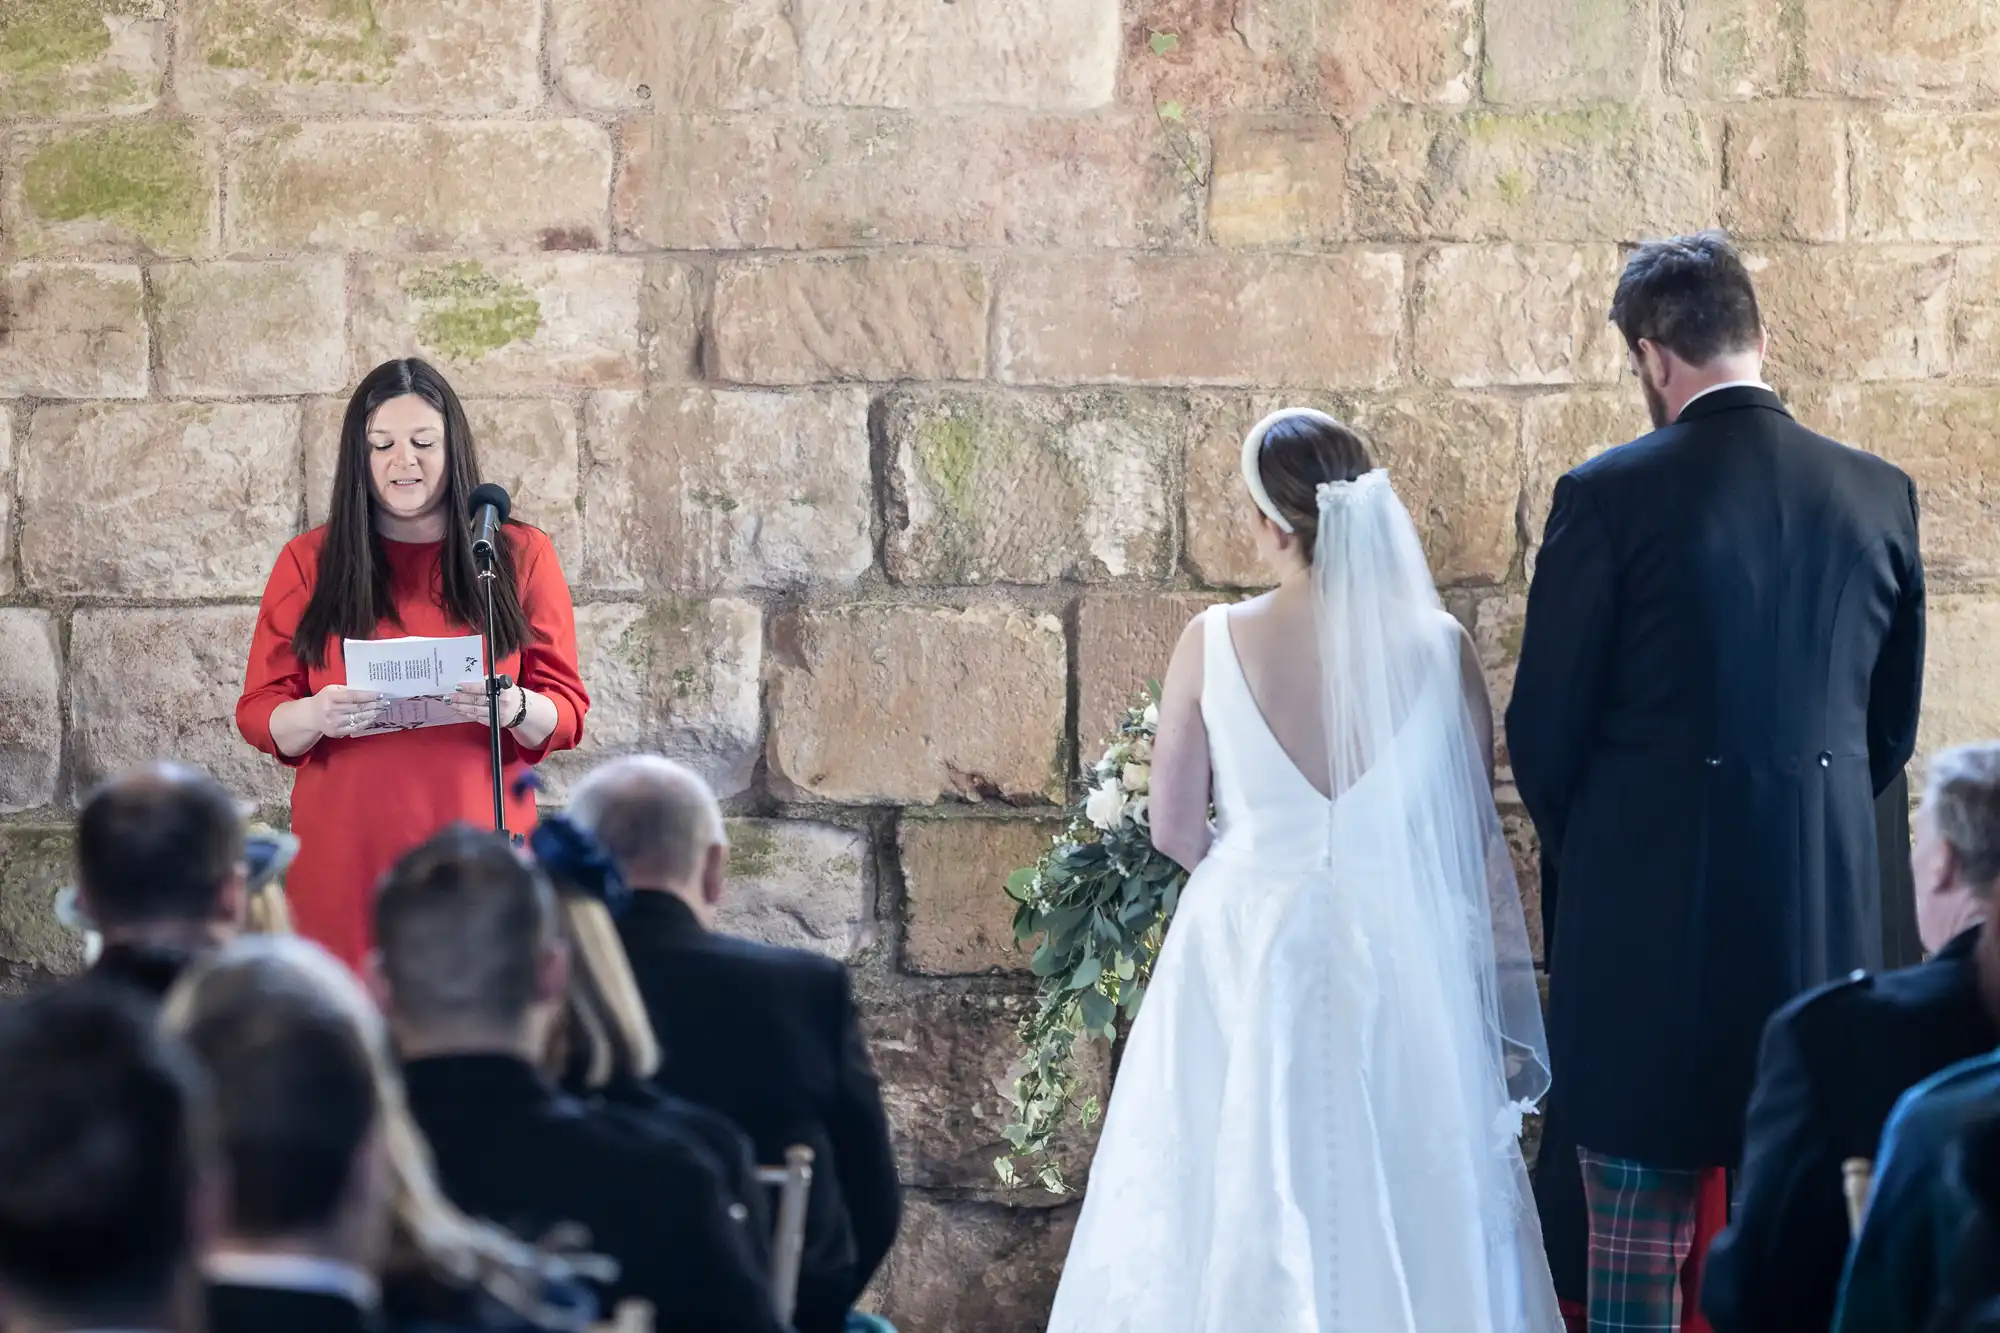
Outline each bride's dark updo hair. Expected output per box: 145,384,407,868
1252,415,1373,561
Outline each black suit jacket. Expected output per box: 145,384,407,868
1701,927,1996,1333
210,1282,373,1333
617,893,900,1333
1509,386,1925,1166
402,1054,784,1333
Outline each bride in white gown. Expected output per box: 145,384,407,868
1046,408,1562,1333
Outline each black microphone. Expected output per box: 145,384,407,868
468,483,510,562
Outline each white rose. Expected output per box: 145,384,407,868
1131,737,1153,764
1121,763,1151,794
1142,702,1160,727
1128,795,1150,826
1084,781,1129,831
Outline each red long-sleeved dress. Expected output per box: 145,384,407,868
237,524,588,969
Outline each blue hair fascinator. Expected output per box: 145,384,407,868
528,812,632,919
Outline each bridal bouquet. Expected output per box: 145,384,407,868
997,686,1189,1193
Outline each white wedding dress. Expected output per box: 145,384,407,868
1047,470,1561,1333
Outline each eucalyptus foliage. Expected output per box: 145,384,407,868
996,686,1189,1194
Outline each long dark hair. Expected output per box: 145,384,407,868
293,359,530,667
1253,415,1374,563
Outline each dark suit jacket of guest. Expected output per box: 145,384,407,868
86,941,196,1000
210,1283,374,1333
568,1067,773,1236
1701,927,1996,1333
617,892,901,1333
1508,385,1926,1168
403,1054,784,1333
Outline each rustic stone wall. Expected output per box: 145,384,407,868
4,0,2000,1327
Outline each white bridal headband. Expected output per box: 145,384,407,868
1240,407,1361,534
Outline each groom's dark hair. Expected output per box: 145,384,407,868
1610,230,1762,366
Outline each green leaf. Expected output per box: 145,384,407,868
1146,677,1163,700
1029,939,1063,978
1068,956,1104,991
1147,30,1179,56
1079,988,1115,1031
1115,953,1137,981
1004,866,1038,901
1121,982,1147,1016
1158,100,1186,123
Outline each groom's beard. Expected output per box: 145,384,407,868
1643,377,1671,429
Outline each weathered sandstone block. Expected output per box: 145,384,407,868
1916,596,2000,779
582,388,874,594
227,122,613,254
351,256,647,394
881,388,1183,586
1413,245,1625,387
0,264,147,399
900,815,1066,975
1666,0,1801,99
0,611,62,814
543,599,763,801
0,415,11,595
1750,247,1953,382
864,1197,1078,1333
20,402,298,598
1117,0,1316,110
719,819,873,960
1719,107,1846,242
1076,592,1227,757
1349,106,1714,242
614,112,1199,251
0,828,83,977
551,0,795,109
996,254,1403,387
1852,115,2000,244
9,120,216,255
153,260,347,397
1803,0,2000,100
177,0,540,114
69,606,292,804
797,0,1118,108
1207,116,1347,246
1483,0,1650,104
0,0,165,118
864,986,1106,1188
766,604,1066,805
710,257,990,384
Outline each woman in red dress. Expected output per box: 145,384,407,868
238,358,589,969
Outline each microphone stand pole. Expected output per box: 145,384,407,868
476,549,506,837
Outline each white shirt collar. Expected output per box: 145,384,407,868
205,1251,379,1309
1676,379,1772,418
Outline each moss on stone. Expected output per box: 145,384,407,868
0,0,146,76
917,410,980,512
1777,0,1809,96
21,121,209,250
726,822,779,880
1495,169,1529,205
404,262,542,364
199,0,401,84
669,665,698,699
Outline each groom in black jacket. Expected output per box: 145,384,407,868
1508,230,1925,1331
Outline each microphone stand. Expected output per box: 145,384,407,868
475,546,506,837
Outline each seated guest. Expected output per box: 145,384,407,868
164,936,392,1333
527,806,768,1228
370,824,785,1333
1704,740,2000,1333
1828,743,2000,1333
68,761,252,997
164,934,602,1333
569,757,901,1333
0,982,214,1333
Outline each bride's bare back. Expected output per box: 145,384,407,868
1149,584,1496,871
